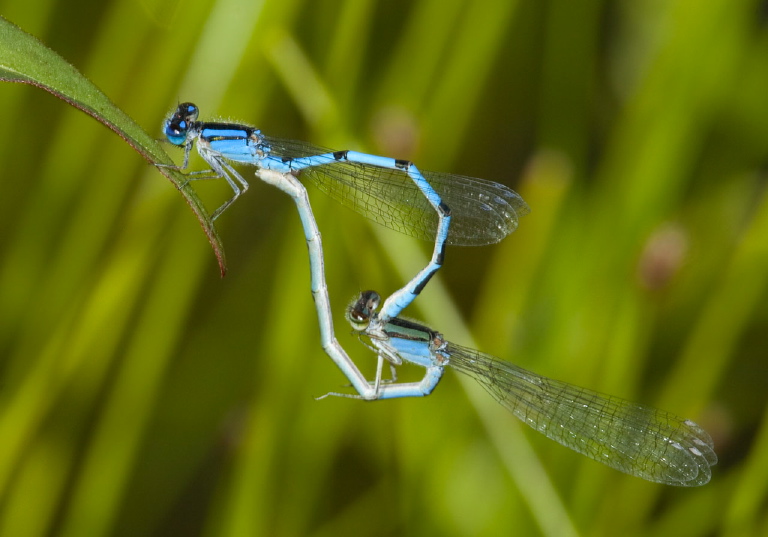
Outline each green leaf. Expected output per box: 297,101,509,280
0,16,227,275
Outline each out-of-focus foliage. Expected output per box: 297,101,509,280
0,0,765,536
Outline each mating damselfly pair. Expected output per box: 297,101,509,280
161,102,716,486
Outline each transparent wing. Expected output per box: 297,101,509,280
445,342,717,486
264,136,530,246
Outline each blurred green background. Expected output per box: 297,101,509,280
0,0,766,535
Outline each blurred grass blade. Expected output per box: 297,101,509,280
0,15,227,275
